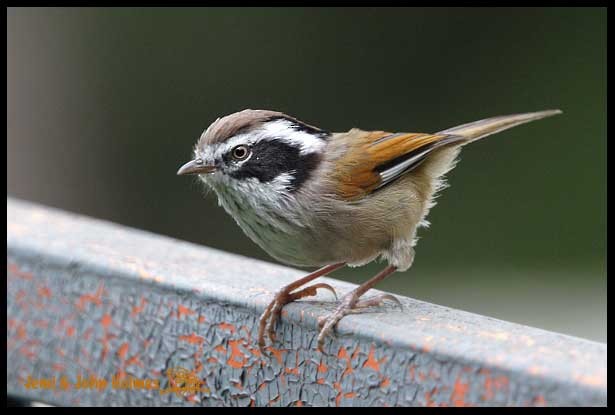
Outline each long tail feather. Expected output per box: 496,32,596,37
438,109,562,144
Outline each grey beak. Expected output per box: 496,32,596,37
176,158,216,176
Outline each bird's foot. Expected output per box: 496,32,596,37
316,292,402,351
258,282,337,354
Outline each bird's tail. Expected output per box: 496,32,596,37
438,109,562,144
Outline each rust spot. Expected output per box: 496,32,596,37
334,382,342,407
179,333,205,345
451,377,470,407
214,345,225,353
52,363,65,372
37,286,52,298
101,314,112,329
532,395,547,406
258,382,268,391
7,262,33,280
317,378,325,385
317,361,328,373
217,322,236,333
363,345,384,371
17,325,27,340
285,367,299,375
227,339,248,368
131,298,147,317
66,326,75,337
118,343,129,359
207,357,218,364
266,347,284,365
75,284,105,310
344,392,357,398
424,389,438,407
337,347,353,376
380,377,391,388
482,372,509,401
198,315,207,323
177,304,196,319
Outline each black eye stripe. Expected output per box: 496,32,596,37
228,140,321,190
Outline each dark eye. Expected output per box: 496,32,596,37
231,145,250,160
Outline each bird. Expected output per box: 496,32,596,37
177,108,562,352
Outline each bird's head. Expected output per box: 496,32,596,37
177,109,328,196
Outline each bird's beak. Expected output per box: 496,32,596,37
176,158,216,176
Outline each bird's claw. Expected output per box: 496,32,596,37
258,282,338,355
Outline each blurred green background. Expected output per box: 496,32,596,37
7,7,606,342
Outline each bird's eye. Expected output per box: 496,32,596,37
231,145,250,160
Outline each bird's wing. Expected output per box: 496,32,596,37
331,129,465,200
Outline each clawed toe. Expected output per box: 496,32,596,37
316,292,402,351
258,282,339,354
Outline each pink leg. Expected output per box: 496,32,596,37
258,262,345,352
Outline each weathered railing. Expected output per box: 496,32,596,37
6,197,607,406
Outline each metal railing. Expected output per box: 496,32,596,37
6,197,607,406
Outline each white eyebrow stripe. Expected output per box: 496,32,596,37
261,119,326,155
198,119,326,162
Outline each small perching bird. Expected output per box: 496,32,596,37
178,108,561,352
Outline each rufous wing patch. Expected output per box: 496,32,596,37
333,130,452,200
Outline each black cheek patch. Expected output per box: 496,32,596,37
228,140,321,191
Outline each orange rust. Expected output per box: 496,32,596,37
285,367,299,375
217,322,236,333
451,377,470,407
482,374,509,401
177,304,196,319
66,326,75,337
337,347,353,376
267,347,284,365
179,333,205,345
118,343,129,359
424,389,438,407
344,392,357,398
227,339,248,369
101,314,112,329
380,377,391,388
126,354,143,367
7,262,33,280
317,361,328,373
317,378,325,385
207,357,218,364
198,315,207,323
362,345,381,371
37,286,52,298
75,284,105,311
17,325,27,340
52,363,65,372
409,365,416,380
334,382,342,407
131,298,147,317
249,347,262,358
532,395,547,406
258,382,268,391
214,345,226,353
280,373,287,387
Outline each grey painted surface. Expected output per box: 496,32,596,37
6,197,607,406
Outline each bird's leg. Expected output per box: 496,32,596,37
316,265,399,351
258,262,345,353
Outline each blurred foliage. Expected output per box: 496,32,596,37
7,7,606,341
